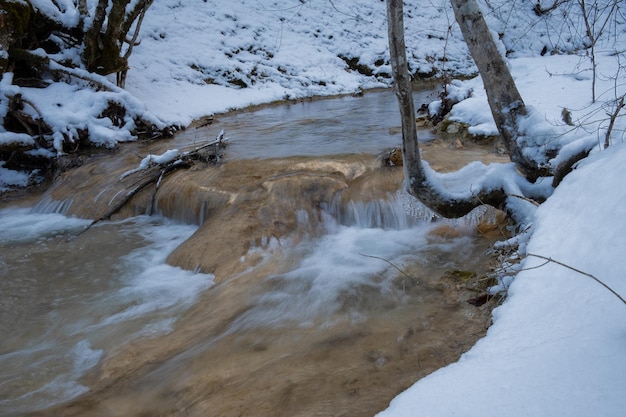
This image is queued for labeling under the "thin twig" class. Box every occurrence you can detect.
[514,258,551,272]
[527,253,626,305]
[508,193,541,207]
[359,253,415,281]
[604,95,625,148]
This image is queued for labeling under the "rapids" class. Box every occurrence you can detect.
[0,90,509,417]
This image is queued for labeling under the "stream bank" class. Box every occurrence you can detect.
[2,90,513,417]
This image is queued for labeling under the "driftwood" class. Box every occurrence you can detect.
[78,133,227,234]
[81,161,190,233]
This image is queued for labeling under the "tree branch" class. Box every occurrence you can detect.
[527,253,626,306]
[604,95,625,149]
[80,161,191,234]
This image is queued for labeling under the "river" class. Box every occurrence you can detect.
[0,90,508,417]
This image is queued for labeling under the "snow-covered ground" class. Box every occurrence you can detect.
[378,126,626,417]
[122,0,473,124]
[3,1,626,416]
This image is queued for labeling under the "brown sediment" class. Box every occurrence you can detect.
[27,153,507,417]
[33,238,499,417]
[17,94,512,417]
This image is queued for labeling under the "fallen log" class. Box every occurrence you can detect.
[80,161,191,234]
[77,130,227,235]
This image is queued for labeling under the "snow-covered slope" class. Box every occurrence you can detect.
[377,141,626,417]
[124,0,474,124]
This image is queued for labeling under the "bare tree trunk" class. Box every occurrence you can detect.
[84,0,130,76]
[386,0,423,188]
[450,0,541,181]
[77,0,88,17]
[83,0,153,83]
[83,0,108,72]
[386,0,506,218]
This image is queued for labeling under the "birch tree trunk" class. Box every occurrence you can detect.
[450,0,541,181]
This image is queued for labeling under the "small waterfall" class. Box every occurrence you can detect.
[31,196,74,214]
[322,188,504,239]
[322,190,436,229]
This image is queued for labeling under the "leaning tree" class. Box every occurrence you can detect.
[386,0,597,218]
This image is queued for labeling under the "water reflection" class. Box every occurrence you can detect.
[175,89,437,159]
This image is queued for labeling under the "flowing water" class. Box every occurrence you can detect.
[0,90,508,417]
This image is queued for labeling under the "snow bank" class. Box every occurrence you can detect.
[0,162,30,191]
[377,142,626,417]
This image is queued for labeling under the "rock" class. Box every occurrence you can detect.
[415,116,430,127]
[428,224,463,239]
[384,148,403,166]
[446,122,461,134]
[476,209,509,237]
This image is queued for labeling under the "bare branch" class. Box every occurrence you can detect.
[604,95,625,148]
[80,161,191,234]
[359,253,416,281]
[124,0,153,60]
[527,253,626,306]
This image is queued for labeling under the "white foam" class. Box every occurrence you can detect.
[0,207,90,243]
[77,217,214,333]
[0,215,213,414]
[229,221,473,330]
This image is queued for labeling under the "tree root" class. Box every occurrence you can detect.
[552,148,592,188]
